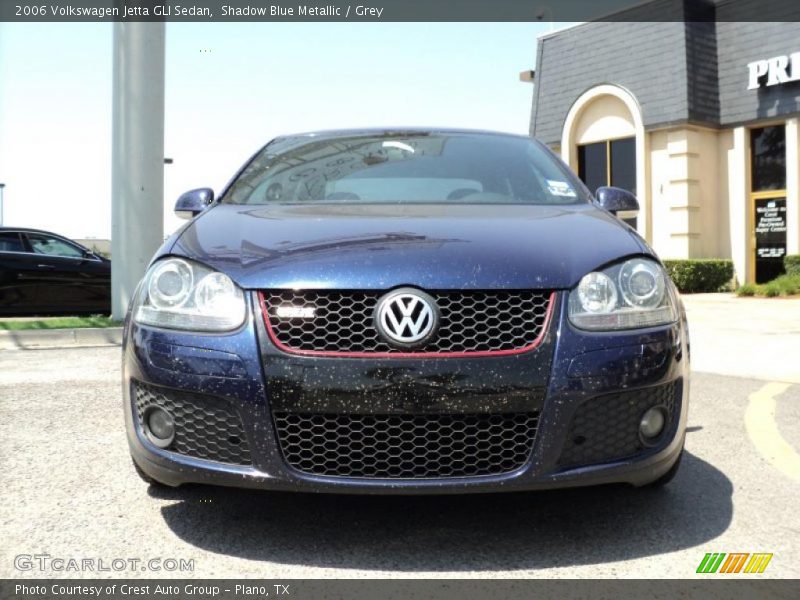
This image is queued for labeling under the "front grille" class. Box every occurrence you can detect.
[261,290,552,354]
[558,381,680,469]
[133,381,252,466]
[273,412,538,478]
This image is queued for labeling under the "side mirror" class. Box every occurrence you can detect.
[595,186,639,220]
[175,188,214,219]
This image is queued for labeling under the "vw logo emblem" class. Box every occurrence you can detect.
[374,288,439,348]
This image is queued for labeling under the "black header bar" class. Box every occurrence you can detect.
[2,0,799,22]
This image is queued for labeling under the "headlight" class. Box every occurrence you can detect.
[568,258,677,330]
[134,258,246,331]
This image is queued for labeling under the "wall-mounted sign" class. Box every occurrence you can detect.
[748,53,800,89]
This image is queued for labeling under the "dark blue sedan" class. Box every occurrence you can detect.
[123,129,689,493]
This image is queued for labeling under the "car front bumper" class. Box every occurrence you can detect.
[124,292,690,493]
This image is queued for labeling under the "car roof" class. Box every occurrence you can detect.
[271,127,533,142]
[0,226,74,238]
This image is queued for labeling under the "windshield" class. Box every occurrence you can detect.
[223,132,590,206]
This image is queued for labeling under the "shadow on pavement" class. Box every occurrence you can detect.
[154,451,731,571]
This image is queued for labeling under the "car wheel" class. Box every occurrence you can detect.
[643,447,684,488]
[131,457,166,487]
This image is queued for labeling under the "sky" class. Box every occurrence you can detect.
[0,21,565,240]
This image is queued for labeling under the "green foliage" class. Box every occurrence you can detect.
[0,316,119,331]
[784,254,800,277]
[736,283,757,297]
[662,259,734,293]
[773,274,800,295]
[735,273,800,298]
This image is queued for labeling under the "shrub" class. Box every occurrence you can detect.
[662,259,734,293]
[736,283,757,297]
[737,273,800,297]
[775,274,800,295]
[785,254,800,277]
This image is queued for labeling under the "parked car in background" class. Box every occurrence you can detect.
[0,227,111,316]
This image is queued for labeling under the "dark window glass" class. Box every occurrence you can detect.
[0,232,24,252]
[610,137,637,229]
[577,141,607,194]
[224,133,590,206]
[26,234,84,258]
[754,197,787,283]
[751,126,786,192]
[579,138,637,229]
[610,138,636,193]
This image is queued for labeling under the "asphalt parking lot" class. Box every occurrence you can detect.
[1,295,799,579]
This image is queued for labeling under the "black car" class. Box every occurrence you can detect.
[0,227,111,316]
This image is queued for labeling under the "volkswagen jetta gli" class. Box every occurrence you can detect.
[124,129,689,492]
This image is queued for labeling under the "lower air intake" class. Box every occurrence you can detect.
[273,411,538,479]
[133,381,252,466]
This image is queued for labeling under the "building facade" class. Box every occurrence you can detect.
[528,4,800,284]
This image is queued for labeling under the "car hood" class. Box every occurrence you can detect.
[169,203,648,290]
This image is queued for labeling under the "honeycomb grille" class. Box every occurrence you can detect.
[558,381,680,469]
[273,412,538,478]
[261,290,552,354]
[133,381,252,466]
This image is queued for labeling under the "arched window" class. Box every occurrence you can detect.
[562,85,647,235]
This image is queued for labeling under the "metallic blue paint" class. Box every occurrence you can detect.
[124,129,689,493]
[124,294,689,493]
[169,203,647,291]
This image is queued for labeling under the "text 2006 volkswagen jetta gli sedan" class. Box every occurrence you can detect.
[124,129,689,493]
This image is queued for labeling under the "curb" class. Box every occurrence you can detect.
[0,327,123,350]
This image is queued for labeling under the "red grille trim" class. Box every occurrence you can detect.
[258,290,556,359]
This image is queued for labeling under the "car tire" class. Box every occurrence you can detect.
[132,457,166,487]
[643,447,684,488]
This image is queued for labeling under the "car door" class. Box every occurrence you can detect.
[22,232,110,314]
[0,231,41,315]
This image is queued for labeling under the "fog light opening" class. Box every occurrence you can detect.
[144,406,175,448]
[639,406,667,444]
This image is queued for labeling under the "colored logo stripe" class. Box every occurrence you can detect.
[720,553,749,573]
[697,553,726,573]
[697,553,773,574]
[744,553,773,574]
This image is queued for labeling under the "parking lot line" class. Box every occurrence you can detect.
[745,382,800,482]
